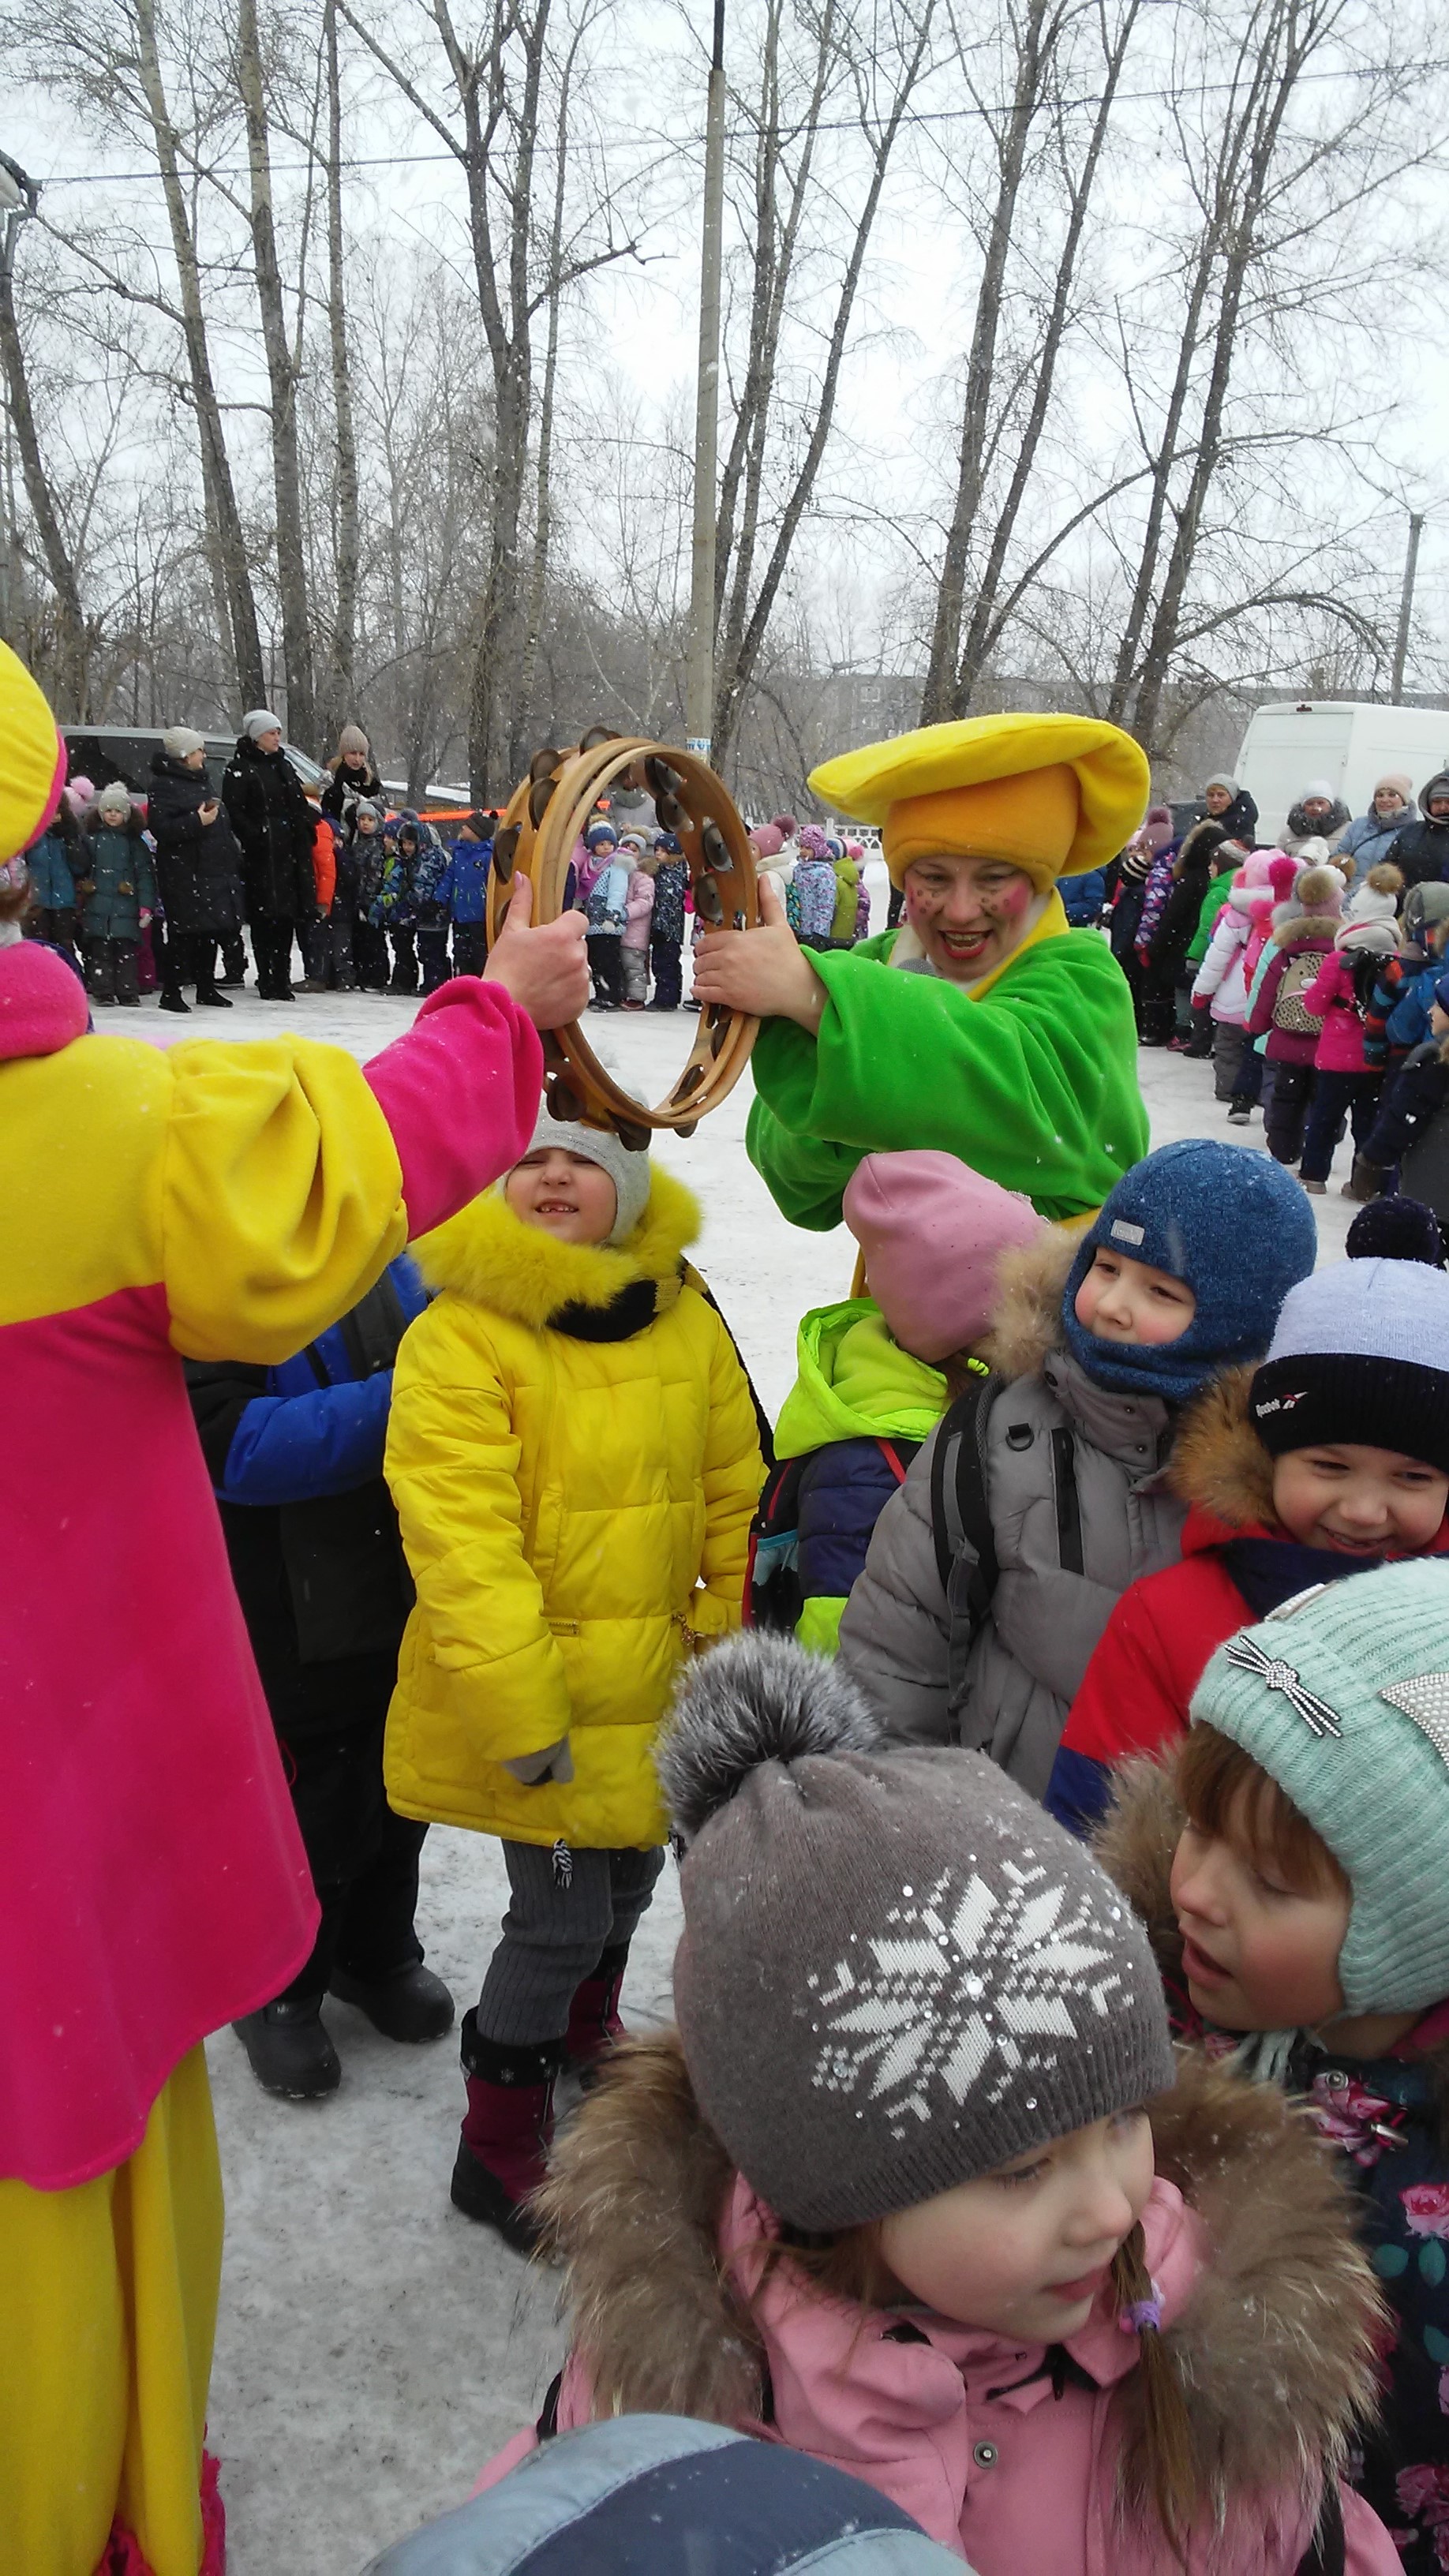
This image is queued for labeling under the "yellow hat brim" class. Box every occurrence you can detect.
[808,712,1150,877]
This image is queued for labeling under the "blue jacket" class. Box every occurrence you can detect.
[205,1254,426,1507]
[443,835,491,923]
[1389,968,1440,1058]
[1058,867,1106,928]
[185,1256,426,1710]
[26,822,84,911]
[408,820,451,924]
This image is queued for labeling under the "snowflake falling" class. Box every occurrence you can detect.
[807,1860,1132,2136]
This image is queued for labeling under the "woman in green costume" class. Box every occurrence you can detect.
[694,713,1151,1223]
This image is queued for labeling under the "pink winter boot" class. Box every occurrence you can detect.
[452,2011,562,2252]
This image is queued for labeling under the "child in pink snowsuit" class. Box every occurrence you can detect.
[478,1636,1397,2575]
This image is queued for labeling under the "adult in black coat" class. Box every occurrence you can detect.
[148,729,245,1013]
[320,722,385,826]
[1203,773,1259,848]
[1387,770,1449,891]
[222,710,316,998]
[1140,818,1226,1044]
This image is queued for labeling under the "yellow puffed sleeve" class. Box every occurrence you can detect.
[384,1301,572,1765]
[160,1038,408,1363]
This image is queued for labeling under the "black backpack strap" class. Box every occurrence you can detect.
[929,1372,1002,1613]
[1050,1427,1084,1574]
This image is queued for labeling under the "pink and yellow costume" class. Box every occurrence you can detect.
[0,645,543,2574]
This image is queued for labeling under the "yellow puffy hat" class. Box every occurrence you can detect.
[0,642,66,865]
[809,712,1150,891]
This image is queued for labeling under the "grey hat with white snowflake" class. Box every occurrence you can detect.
[655,1634,1175,2231]
[1190,1559,1449,2014]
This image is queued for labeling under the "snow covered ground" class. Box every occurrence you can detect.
[125,970,1355,2570]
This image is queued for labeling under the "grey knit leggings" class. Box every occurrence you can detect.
[477,1841,665,2046]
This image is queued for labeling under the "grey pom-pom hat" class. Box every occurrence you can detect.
[659,1634,1174,2231]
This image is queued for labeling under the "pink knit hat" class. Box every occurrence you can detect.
[842,1151,1046,1362]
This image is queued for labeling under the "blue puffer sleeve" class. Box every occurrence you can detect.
[219,1368,395,1506]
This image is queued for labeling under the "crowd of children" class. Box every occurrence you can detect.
[309,1057,1449,2572]
[24,665,1449,2574]
[1101,765,1449,1222]
[18,733,876,1025]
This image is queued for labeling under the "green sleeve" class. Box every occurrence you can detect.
[796,1594,845,1657]
[747,931,1147,1224]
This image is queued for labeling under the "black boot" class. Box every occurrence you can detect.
[232,1995,341,2099]
[194,986,233,1008]
[330,1957,455,2042]
[158,990,191,1014]
[451,2012,564,2247]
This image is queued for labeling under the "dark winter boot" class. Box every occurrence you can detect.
[232,1995,341,2099]
[1341,1154,1383,1204]
[564,1941,630,2080]
[330,1958,455,2042]
[158,990,191,1014]
[451,2011,563,2248]
[194,985,233,1008]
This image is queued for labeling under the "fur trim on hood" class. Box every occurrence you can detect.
[1092,1757,1192,1988]
[1270,910,1339,949]
[972,1221,1079,1381]
[1166,1365,1278,1528]
[413,1163,700,1330]
[535,2029,1385,2517]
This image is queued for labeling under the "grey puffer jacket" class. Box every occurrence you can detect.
[837,1229,1187,1796]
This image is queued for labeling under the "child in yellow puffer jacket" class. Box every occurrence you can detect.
[384,1106,763,2246]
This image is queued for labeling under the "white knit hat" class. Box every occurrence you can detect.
[243,709,283,742]
[163,725,207,758]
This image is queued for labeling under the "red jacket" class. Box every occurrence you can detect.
[312,815,337,913]
[1046,1503,1449,1835]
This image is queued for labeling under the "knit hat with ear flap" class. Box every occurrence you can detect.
[659,1633,1174,2230]
[1189,1562,1449,2014]
[512,1100,650,1246]
[1060,1139,1318,1402]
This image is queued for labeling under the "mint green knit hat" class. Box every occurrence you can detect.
[1189,1563,1449,2012]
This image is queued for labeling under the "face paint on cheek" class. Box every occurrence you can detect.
[990,877,1032,922]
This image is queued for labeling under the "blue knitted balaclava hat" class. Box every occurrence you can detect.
[1061,1140,1318,1403]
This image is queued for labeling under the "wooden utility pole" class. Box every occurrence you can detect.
[684,0,726,760]
[1391,511,1425,704]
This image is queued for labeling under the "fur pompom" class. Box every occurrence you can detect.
[655,1634,882,1841]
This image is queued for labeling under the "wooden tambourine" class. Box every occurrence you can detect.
[485,731,760,1144]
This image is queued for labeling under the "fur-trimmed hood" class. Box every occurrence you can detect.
[973,1219,1079,1381]
[536,2031,1384,2522]
[1270,910,1338,950]
[1166,1365,1278,1530]
[412,1163,700,1331]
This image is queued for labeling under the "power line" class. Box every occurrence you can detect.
[12,53,1446,188]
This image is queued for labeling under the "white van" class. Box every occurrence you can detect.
[1234,702,1449,846]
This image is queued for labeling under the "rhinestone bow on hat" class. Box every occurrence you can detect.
[1223,1633,1342,1737]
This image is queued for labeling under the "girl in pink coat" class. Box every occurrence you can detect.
[1300,919,1399,1193]
[620,846,657,1007]
[481,1636,1396,2575]
[1189,849,1276,1115]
